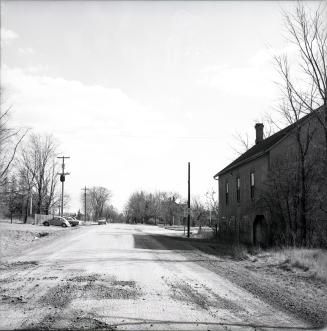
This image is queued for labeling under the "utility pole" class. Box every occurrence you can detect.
[81,186,89,222]
[57,156,70,217]
[187,162,191,238]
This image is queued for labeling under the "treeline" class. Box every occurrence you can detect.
[0,118,67,221]
[0,94,75,221]
[0,101,121,223]
[124,190,219,228]
[80,186,124,222]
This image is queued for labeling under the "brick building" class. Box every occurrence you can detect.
[214,112,326,246]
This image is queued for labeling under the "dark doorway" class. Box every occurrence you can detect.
[253,215,267,247]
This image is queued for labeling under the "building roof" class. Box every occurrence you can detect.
[214,112,312,178]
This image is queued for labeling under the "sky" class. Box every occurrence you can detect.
[0,1,316,213]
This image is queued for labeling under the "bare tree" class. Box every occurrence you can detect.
[231,132,251,156]
[18,142,38,221]
[53,193,71,215]
[270,2,327,245]
[5,176,19,222]
[205,188,219,228]
[147,192,162,225]
[261,155,299,246]
[43,160,59,214]
[0,103,27,187]
[103,204,117,221]
[124,191,147,223]
[0,94,27,217]
[231,118,277,156]
[278,84,317,245]
[19,133,58,214]
[124,190,183,225]
[162,192,182,226]
[277,2,327,156]
[191,197,207,230]
[88,186,112,221]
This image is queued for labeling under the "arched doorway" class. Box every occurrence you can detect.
[253,215,267,247]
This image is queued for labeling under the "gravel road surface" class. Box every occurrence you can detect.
[0,224,317,330]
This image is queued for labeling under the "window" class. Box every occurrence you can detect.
[225,182,229,205]
[250,172,255,200]
[236,177,240,203]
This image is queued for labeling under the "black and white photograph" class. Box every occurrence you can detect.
[0,0,327,330]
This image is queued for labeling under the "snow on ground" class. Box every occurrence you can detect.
[0,221,71,259]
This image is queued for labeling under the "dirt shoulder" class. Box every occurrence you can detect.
[0,221,79,261]
[195,244,327,329]
[151,233,327,329]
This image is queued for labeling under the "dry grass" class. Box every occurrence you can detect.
[0,222,66,259]
[273,248,327,282]
[194,226,220,240]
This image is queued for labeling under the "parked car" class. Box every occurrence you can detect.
[98,219,107,225]
[43,216,71,227]
[65,217,80,227]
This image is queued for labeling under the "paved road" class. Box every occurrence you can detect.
[0,224,311,330]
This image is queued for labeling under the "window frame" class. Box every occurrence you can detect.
[225,182,229,205]
[236,177,240,203]
[250,172,255,201]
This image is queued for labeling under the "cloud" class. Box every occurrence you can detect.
[197,64,277,99]
[2,67,139,131]
[2,65,183,211]
[197,44,298,99]
[0,28,18,45]
[25,65,49,74]
[18,47,35,55]
[1,65,186,146]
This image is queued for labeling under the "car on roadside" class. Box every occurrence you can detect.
[98,219,107,225]
[65,216,80,227]
[43,216,71,228]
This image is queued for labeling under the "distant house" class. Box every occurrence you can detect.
[214,111,326,247]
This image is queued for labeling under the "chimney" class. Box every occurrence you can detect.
[255,123,264,144]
